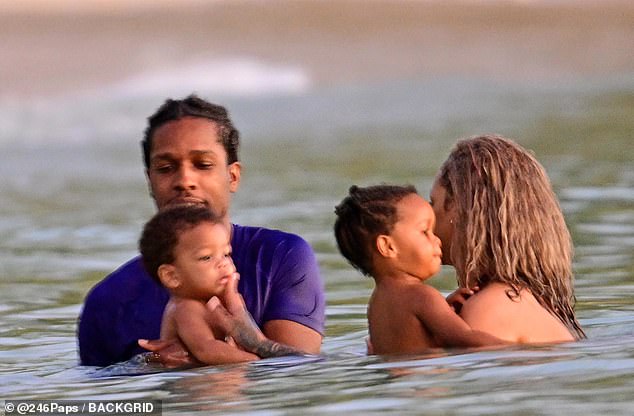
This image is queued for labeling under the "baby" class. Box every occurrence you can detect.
[334,185,504,354]
[139,204,258,364]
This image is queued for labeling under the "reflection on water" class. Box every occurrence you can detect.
[1,3,634,414]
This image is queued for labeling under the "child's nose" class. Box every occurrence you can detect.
[219,257,235,272]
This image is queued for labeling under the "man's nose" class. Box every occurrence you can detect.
[174,166,197,190]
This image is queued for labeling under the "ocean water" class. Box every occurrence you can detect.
[1,2,634,414]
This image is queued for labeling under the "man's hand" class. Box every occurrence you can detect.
[446,286,479,314]
[138,338,197,368]
[207,273,303,358]
[205,272,265,343]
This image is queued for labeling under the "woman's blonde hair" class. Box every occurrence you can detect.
[437,134,585,339]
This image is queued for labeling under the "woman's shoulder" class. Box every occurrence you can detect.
[463,282,549,316]
[460,283,519,319]
[461,282,574,343]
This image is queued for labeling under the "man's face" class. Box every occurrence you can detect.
[146,117,241,223]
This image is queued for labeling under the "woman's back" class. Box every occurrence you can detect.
[460,282,575,343]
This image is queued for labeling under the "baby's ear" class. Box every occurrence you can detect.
[376,235,396,258]
[158,264,181,289]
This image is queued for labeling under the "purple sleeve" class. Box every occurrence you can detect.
[78,287,114,366]
[77,257,168,366]
[263,235,325,335]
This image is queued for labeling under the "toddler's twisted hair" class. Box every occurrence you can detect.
[334,184,417,276]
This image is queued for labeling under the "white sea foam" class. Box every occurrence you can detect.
[107,58,312,99]
[0,57,312,146]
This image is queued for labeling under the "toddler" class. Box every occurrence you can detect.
[334,185,505,354]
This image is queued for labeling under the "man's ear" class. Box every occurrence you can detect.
[376,235,397,258]
[158,264,181,290]
[228,162,241,193]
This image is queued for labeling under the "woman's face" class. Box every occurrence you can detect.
[429,177,455,265]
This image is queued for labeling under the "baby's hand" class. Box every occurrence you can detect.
[446,286,479,313]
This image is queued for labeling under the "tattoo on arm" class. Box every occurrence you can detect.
[230,312,303,358]
[252,338,301,358]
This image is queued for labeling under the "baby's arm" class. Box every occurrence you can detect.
[174,300,259,365]
[415,285,506,348]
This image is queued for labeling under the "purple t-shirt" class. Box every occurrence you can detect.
[78,224,325,366]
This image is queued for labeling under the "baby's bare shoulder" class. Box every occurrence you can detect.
[171,298,207,319]
[404,282,444,300]
[394,283,448,313]
[371,282,446,318]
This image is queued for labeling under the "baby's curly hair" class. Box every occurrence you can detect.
[139,205,222,282]
[334,184,417,277]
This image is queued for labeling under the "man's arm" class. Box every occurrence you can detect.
[259,233,325,353]
[139,338,194,368]
[79,258,169,366]
[207,275,307,358]
[78,297,111,366]
[263,320,322,355]
[78,284,122,366]
[140,301,308,364]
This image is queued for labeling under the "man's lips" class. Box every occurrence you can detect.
[168,196,207,206]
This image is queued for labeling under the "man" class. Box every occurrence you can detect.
[78,95,325,366]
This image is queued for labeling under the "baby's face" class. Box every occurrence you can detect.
[390,194,443,280]
[172,222,235,300]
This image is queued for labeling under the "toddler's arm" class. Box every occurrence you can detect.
[416,285,506,348]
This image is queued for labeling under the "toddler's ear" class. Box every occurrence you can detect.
[158,264,181,289]
[376,235,397,258]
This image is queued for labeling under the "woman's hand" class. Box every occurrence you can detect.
[446,286,479,314]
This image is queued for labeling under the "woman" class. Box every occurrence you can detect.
[430,135,585,343]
